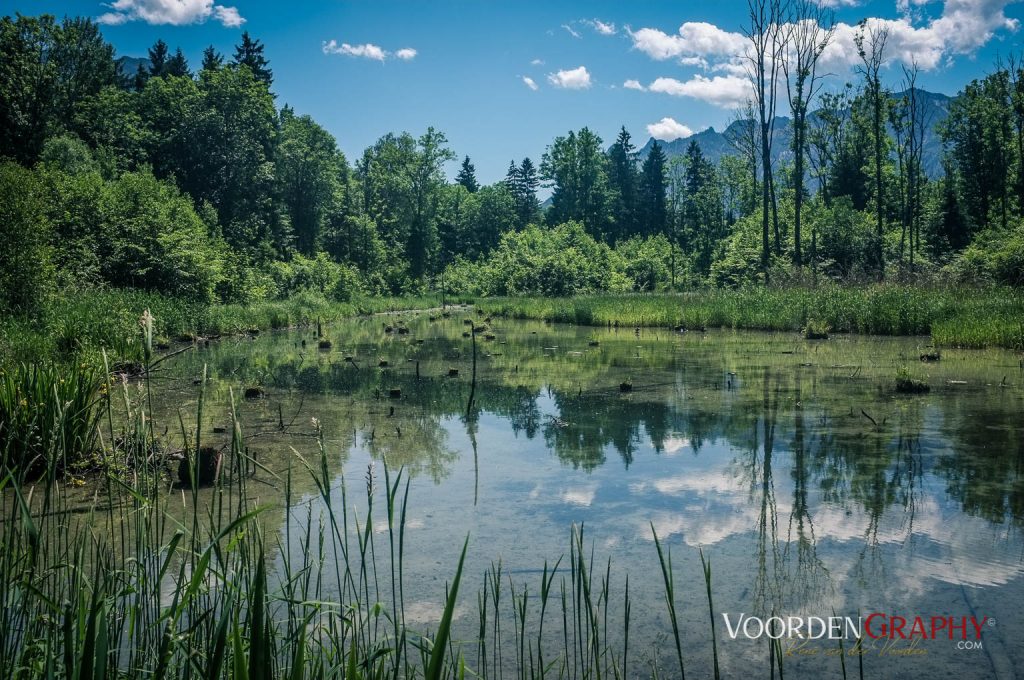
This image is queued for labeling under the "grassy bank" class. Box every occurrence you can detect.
[477,285,1024,350]
[0,289,472,366]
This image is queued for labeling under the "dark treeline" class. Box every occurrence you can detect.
[1,13,1023,318]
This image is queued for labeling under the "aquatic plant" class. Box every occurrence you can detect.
[0,361,103,471]
[895,366,930,394]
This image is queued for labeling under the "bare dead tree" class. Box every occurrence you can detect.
[783,0,834,271]
[854,19,889,279]
[744,0,789,283]
[806,85,854,282]
[892,62,929,272]
[726,98,761,214]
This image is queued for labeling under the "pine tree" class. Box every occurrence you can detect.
[201,45,223,72]
[133,62,149,91]
[638,141,667,238]
[232,31,272,87]
[166,48,191,78]
[456,156,479,192]
[147,39,169,77]
[505,158,539,229]
[607,126,638,241]
[681,140,723,274]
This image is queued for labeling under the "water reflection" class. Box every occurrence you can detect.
[147,313,1024,676]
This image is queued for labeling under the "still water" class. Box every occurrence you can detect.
[152,309,1024,678]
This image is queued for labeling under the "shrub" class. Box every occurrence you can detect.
[97,169,223,302]
[0,162,54,315]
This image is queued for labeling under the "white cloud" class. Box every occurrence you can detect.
[531,58,544,66]
[562,23,582,39]
[623,79,646,91]
[813,0,861,7]
[522,76,539,91]
[647,117,694,142]
[322,41,419,62]
[584,18,617,35]
[648,74,751,108]
[212,5,244,27]
[547,65,592,89]
[629,0,1020,76]
[97,12,129,25]
[322,41,387,61]
[561,484,598,507]
[96,0,245,26]
[628,22,746,61]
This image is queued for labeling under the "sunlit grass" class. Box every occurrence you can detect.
[0,289,474,367]
[477,285,1024,350]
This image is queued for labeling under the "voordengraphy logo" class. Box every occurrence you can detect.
[722,613,989,642]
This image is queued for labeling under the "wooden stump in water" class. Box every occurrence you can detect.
[178,447,222,487]
[244,386,265,399]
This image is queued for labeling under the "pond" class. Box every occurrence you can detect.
[146,308,1024,678]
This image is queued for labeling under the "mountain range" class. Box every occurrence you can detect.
[638,88,953,179]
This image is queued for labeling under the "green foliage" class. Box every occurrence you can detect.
[0,162,53,314]
[949,221,1024,286]
[0,14,116,163]
[445,222,629,297]
[616,235,674,291]
[98,169,223,301]
[809,197,879,280]
[542,128,613,238]
[276,108,345,254]
[270,252,363,301]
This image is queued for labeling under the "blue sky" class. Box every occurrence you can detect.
[12,0,1024,184]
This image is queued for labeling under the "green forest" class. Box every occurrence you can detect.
[2,13,1024,361]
